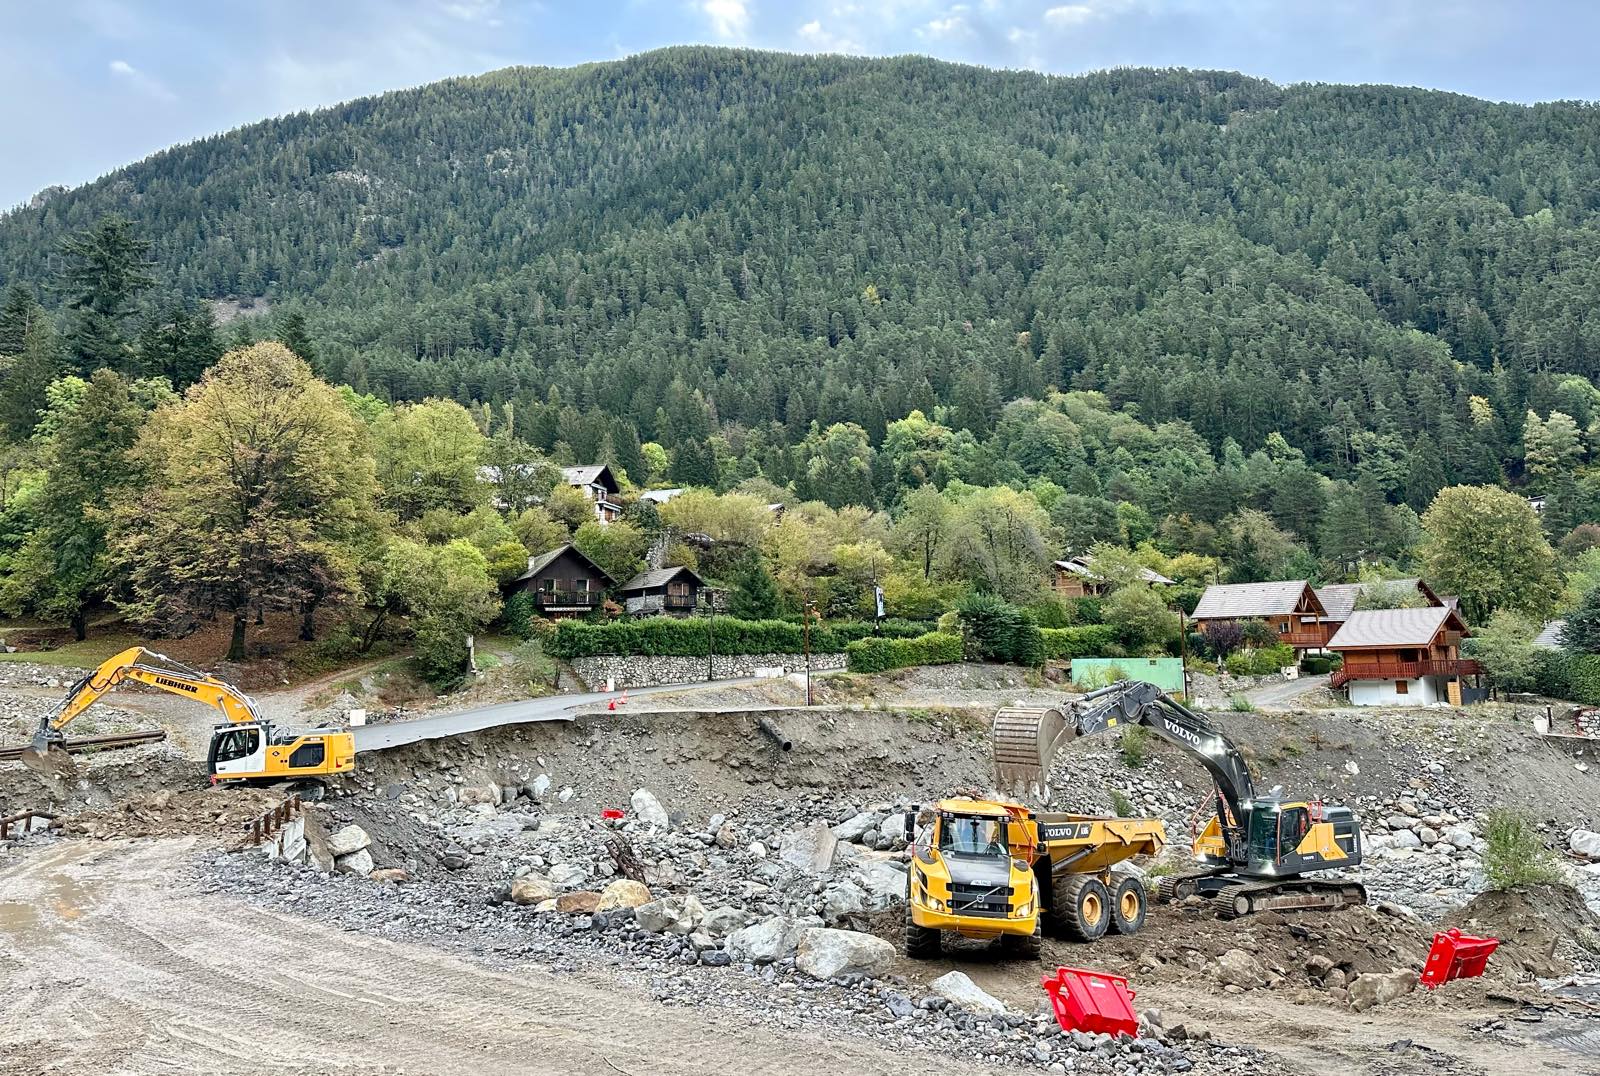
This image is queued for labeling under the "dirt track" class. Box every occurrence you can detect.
[0,839,1009,1076]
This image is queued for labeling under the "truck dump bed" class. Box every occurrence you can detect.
[1032,813,1166,874]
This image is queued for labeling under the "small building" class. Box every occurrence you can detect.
[1327,606,1482,706]
[1533,619,1567,650]
[638,488,686,506]
[617,565,704,617]
[1050,555,1174,598]
[562,465,622,524]
[1189,580,1330,649]
[505,545,614,617]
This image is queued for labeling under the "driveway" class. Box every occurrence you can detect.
[1243,673,1329,710]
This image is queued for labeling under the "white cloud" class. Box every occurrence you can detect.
[108,59,176,103]
[920,5,970,39]
[1043,0,1135,28]
[702,0,750,40]
[798,18,864,54]
[436,0,503,24]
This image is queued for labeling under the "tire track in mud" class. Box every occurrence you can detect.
[0,838,1009,1076]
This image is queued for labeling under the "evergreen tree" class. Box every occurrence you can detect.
[136,300,222,388]
[277,310,316,367]
[0,316,65,441]
[726,553,781,619]
[0,282,41,355]
[1560,587,1600,655]
[53,216,153,374]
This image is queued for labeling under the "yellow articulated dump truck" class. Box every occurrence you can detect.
[902,796,1165,958]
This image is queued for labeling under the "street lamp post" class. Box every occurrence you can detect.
[705,589,717,683]
[803,598,816,707]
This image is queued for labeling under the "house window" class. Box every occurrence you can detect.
[540,578,554,594]
[574,578,589,593]
[668,581,689,596]
[1278,622,1289,634]
[1395,680,1408,695]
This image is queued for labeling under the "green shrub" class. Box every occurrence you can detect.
[500,591,536,641]
[1300,654,1335,675]
[1069,597,1104,625]
[1531,649,1573,699]
[1483,809,1562,889]
[1229,694,1255,712]
[845,632,964,673]
[1040,625,1119,660]
[1109,789,1134,817]
[956,593,1046,666]
[1225,644,1296,677]
[1119,726,1151,769]
[1569,654,1600,704]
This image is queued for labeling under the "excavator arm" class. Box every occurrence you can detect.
[994,680,1255,820]
[36,646,262,750]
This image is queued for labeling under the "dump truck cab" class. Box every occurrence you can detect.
[904,797,1165,960]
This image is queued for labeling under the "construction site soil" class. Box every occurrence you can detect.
[5,662,1600,1074]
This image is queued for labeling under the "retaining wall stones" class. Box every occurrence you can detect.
[570,652,846,690]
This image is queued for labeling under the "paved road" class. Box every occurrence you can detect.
[351,677,767,752]
[1242,673,1329,709]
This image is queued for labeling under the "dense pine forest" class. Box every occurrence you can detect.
[0,47,1597,679]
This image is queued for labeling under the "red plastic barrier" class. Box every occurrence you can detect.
[600,808,625,820]
[1041,966,1139,1037]
[1420,928,1500,989]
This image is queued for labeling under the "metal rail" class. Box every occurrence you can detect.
[0,728,167,761]
[0,808,57,839]
[244,794,303,848]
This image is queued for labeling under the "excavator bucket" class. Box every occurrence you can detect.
[19,742,78,781]
[993,705,1070,802]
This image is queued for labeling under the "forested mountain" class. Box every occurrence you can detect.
[3,48,1600,514]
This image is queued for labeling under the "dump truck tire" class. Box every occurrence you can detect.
[1053,875,1110,941]
[905,910,942,959]
[998,922,1042,960]
[1110,875,1147,935]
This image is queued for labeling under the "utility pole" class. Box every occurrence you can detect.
[705,589,717,683]
[1177,607,1189,700]
[803,598,816,707]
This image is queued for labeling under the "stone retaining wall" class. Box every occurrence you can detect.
[570,652,846,690]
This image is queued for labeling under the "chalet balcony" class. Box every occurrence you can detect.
[662,593,697,611]
[534,590,600,609]
[1332,658,1483,689]
[1282,631,1327,648]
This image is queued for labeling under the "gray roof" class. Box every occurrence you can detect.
[1313,579,1419,622]
[1191,580,1320,620]
[1053,555,1174,587]
[510,544,614,585]
[618,565,704,593]
[1534,619,1567,650]
[639,488,685,504]
[1327,606,1462,649]
[561,465,618,494]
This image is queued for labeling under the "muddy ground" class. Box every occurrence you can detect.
[6,663,1600,1074]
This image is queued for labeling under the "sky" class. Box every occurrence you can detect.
[4,0,1599,211]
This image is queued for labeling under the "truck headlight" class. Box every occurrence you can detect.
[1015,900,1033,918]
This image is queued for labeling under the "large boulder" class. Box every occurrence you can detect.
[779,820,840,874]
[1214,948,1268,989]
[796,927,895,980]
[631,788,671,829]
[1444,826,1475,850]
[458,783,501,807]
[335,848,374,876]
[854,861,908,907]
[1571,829,1600,859]
[548,863,588,889]
[634,895,705,935]
[511,875,557,906]
[1350,969,1419,1012]
[929,971,1006,1014]
[1391,829,1423,851]
[326,824,372,858]
[831,812,878,843]
[700,905,748,937]
[820,879,869,927]
[556,891,602,915]
[596,879,652,911]
[725,916,806,964]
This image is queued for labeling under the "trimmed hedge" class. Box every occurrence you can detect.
[826,619,938,644]
[548,616,852,659]
[956,593,1046,666]
[1300,654,1340,675]
[846,632,964,673]
[1041,625,1119,660]
[1531,648,1574,699]
[1570,653,1600,705]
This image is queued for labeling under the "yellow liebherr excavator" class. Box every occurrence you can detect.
[27,646,355,784]
[995,679,1366,918]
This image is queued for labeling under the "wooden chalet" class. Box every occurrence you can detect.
[1189,580,1330,649]
[1050,555,1174,598]
[617,565,704,617]
[562,465,622,524]
[505,545,614,617]
[1326,606,1482,706]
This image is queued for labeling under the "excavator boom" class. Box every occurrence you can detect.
[37,646,262,748]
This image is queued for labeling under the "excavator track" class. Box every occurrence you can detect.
[1214,879,1368,919]
[1153,867,1227,904]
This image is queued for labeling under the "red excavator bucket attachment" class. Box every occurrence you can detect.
[1420,928,1499,988]
[1041,966,1139,1037]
